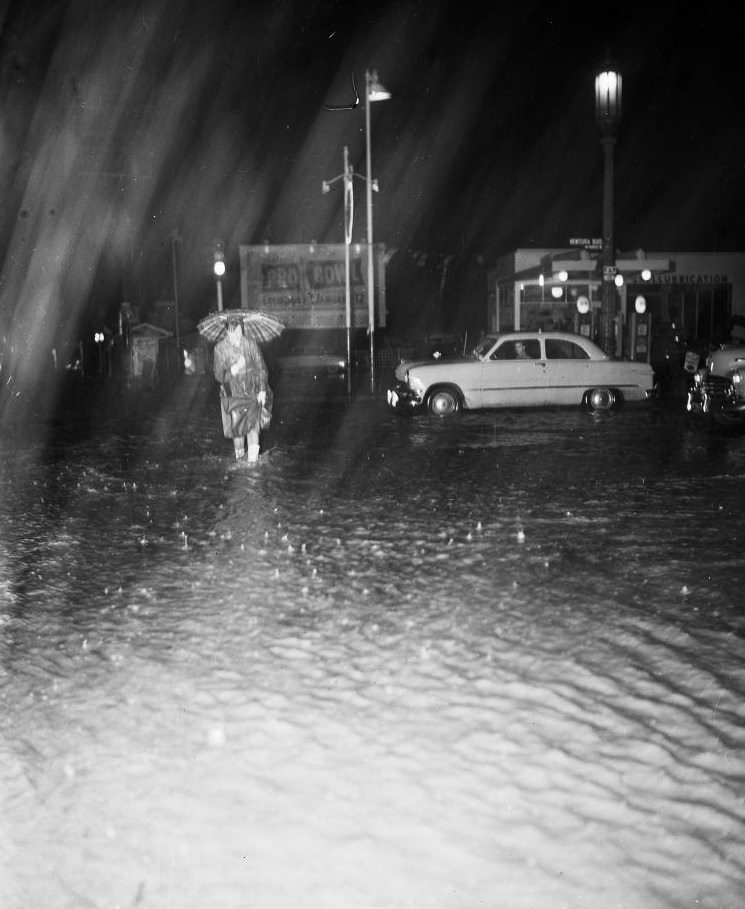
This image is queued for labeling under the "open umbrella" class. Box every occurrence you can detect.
[197,308,285,345]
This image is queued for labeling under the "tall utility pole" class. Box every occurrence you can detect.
[171,231,181,372]
[595,69,622,356]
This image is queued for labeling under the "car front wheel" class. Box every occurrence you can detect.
[428,387,460,417]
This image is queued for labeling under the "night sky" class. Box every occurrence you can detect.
[1,0,744,355]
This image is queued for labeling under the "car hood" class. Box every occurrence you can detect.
[708,344,745,376]
[394,356,475,381]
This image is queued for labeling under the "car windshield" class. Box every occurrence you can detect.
[473,336,499,358]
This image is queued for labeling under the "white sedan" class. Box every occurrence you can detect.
[386,331,655,416]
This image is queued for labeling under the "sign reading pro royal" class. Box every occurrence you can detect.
[239,244,386,329]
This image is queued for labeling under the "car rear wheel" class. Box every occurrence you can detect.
[428,387,460,417]
[584,387,617,411]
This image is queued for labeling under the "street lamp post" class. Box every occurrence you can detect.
[171,230,182,372]
[364,69,391,390]
[595,69,622,355]
[322,146,355,374]
[214,239,226,311]
[94,331,105,376]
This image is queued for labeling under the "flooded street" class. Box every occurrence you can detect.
[1,376,744,908]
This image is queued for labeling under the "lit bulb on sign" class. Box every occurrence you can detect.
[635,295,646,314]
[214,261,226,277]
[576,296,590,314]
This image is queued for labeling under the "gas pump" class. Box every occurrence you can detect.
[628,295,652,363]
[574,296,595,339]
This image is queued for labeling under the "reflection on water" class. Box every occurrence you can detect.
[1,379,744,908]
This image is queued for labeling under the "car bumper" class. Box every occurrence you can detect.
[687,385,745,421]
[387,383,425,414]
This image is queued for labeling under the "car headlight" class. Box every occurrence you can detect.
[408,374,425,396]
[731,368,745,396]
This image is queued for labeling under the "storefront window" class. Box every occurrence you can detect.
[713,287,731,340]
[633,284,731,345]
[697,291,713,340]
[520,302,577,332]
[683,294,697,337]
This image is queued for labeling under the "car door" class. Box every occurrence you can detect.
[543,337,592,404]
[480,337,547,407]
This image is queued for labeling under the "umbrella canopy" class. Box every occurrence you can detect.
[197,309,285,345]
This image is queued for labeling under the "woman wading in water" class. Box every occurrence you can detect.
[212,315,272,463]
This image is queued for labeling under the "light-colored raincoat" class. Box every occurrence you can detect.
[213,333,271,439]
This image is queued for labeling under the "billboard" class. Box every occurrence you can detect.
[239,243,386,329]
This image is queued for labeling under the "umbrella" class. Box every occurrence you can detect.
[197,308,285,345]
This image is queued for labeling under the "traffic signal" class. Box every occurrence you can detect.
[214,240,226,277]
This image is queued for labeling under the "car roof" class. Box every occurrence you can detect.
[491,331,588,340]
[481,331,607,357]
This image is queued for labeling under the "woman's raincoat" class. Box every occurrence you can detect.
[212,333,271,439]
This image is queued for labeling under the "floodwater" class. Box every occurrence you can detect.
[1,375,744,909]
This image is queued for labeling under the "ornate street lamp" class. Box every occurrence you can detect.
[595,69,622,354]
[365,69,391,389]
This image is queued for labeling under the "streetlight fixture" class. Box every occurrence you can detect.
[595,68,622,355]
[364,68,391,390]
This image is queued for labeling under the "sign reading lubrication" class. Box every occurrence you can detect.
[239,244,386,329]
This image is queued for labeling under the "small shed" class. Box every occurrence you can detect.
[130,322,173,381]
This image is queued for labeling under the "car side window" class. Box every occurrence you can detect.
[545,339,590,360]
[491,339,541,360]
